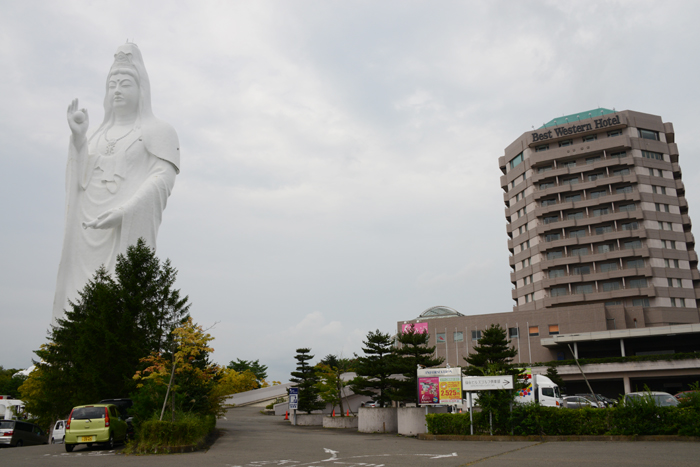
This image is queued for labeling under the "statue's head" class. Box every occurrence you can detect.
[99,42,154,128]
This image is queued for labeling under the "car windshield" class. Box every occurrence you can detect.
[72,407,106,420]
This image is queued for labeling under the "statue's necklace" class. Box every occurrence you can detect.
[104,127,134,155]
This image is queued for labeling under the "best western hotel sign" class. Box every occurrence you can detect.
[532,115,621,142]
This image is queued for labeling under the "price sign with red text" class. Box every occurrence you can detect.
[439,377,462,404]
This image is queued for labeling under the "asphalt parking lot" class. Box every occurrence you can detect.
[1,406,698,466]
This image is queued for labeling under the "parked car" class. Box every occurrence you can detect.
[0,420,48,447]
[99,398,134,440]
[563,395,599,409]
[64,404,128,452]
[51,420,66,444]
[623,391,679,407]
[574,393,607,408]
[364,400,381,407]
[674,390,700,403]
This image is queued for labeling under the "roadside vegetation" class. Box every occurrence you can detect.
[18,239,269,453]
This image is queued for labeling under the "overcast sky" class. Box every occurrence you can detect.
[3,0,700,382]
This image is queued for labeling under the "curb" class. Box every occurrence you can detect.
[418,434,700,442]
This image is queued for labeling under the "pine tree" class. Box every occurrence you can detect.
[393,325,444,404]
[23,239,190,423]
[227,359,269,386]
[290,348,325,414]
[464,324,518,375]
[350,330,398,407]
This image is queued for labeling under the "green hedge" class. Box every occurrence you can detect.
[127,412,216,453]
[426,405,700,437]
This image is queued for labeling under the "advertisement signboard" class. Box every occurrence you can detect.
[462,375,514,391]
[417,367,462,405]
[401,322,428,333]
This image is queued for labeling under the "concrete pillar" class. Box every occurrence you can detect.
[623,376,631,395]
[620,338,626,357]
[573,342,578,359]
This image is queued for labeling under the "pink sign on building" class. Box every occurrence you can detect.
[402,322,428,334]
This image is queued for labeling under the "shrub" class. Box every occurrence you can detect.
[125,412,216,453]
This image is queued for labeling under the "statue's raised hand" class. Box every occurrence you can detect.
[67,98,89,140]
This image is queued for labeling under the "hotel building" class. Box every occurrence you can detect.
[399,109,700,395]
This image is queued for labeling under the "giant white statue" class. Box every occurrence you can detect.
[52,43,180,323]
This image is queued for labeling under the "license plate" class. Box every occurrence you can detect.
[79,436,95,442]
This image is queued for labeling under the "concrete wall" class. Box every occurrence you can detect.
[294,414,324,426]
[358,407,398,433]
[323,416,358,429]
[397,406,449,436]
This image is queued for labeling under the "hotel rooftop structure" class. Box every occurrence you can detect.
[399,109,700,396]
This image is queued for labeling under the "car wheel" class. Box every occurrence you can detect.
[106,432,114,450]
[86,443,93,448]
[15,440,23,447]
[65,443,74,452]
[62,436,65,444]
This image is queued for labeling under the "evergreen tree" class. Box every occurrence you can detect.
[350,330,398,407]
[464,324,518,375]
[290,348,325,414]
[227,358,268,385]
[393,325,444,404]
[463,324,520,435]
[23,239,190,422]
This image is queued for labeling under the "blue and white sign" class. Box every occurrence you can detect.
[289,387,299,410]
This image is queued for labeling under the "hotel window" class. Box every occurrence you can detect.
[571,246,589,257]
[548,268,565,278]
[600,262,618,272]
[667,222,673,230]
[626,259,644,268]
[572,264,590,275]
[540,181,555,189]
[602,281,621,292]
[586,155,601,164]
[547,250,563,260]
[613,168,630,176]
[592,207,609,216]
[524,294,530,303]
[563,177,579,185]
[565,194,582,202]
[550,286,567,297]
[538,165,552,173]
[569,228,586,238]
[616,185,633,194]
[522,258,530,268]
[562,161,576,168]
[509,327,519,338]
[509,152,524,169]
[545,233,561,242]
[544,215,559,224]
[608,130,623,137]
[436,333,446,343]
[575,283,593,294]
[632,298,650,306]
[536,145,550,152]
[590,189,607,199]
[618,203,636,212]
[639,129,659,140]
[529,326,540,336]
[559,140,573,147]
[641,150,663,160]
[541,198,557,207]
[665,259,680,268]
[606,301,622,306]
[667,278,675,287]
[549,324,560,335]
[628,278,648,288]
[588,173,603,181]
[595,225,613,235]
[471,330,482,341]
[609,150,627,158]
[652,185,667,195]
[624,240,642,249]
[583,135,597,143]
[670,298,685,307]
[621,221,638,231]
[453,331,464,342]
[567,211,584,220]
[657,169,664,177]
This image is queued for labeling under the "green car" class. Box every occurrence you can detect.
[64,404,128,452]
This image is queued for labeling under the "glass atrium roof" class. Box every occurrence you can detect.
[418,306,464,319]
[539,108,616,129]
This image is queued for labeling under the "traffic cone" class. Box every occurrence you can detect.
[332,409,335,417]
[284,411,289,420]
[347,409,350,416]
